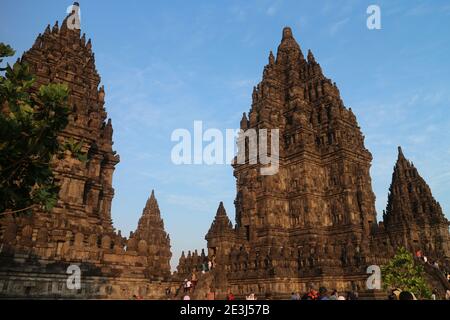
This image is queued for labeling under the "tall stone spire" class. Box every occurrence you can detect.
[19,3,119,231]
[218,25,379,280]
[276,27,304,63]
[134,190,164,236]
[205,202,235,259]
[385,146,446,225]
[207,202,233,237]
[384,147,449,260]
[131,190,172,277]
[145,190,160,215]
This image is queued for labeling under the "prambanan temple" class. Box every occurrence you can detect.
[0,8,449,299]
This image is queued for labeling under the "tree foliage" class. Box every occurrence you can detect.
[381,247,431,299]
[0,43,84,215]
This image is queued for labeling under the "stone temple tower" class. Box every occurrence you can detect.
[224,27,377,271]
[382,147,450,263]
[128,190,172,277]
[0,9,122,256]
[0,6,173,298]
[202,27,449,297]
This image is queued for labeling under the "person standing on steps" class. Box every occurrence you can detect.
[415,250,422,259]
[208,260,212,271]
[227,291,235,300]
[318,287,329,300]
[246,291,257,300]
[201,261,207,274]
[329,290,338,300]
[431,288,438,300]
[211,255,216,269]
[186,279,192,293]
[191,271,198,290]
[183,279,189,293]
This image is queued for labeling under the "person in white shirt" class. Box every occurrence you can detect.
[246,292,256,300]
[186,280,192,293]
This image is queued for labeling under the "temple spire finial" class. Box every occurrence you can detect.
[142,188,160,217]
[52,20,59,33]
[240,112,248,129]
[268,50,275,65]
[217,201,226,216]
[307,49,316,63]
[282,27,293,40]
[277,26,303,62]
[398,146,404,157]
[397,146,407,164]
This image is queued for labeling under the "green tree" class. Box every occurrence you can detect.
[381,247,432,299]
[0,43,84,216]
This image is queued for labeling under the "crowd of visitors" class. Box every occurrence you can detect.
[170,250,449,301]
[174,255,216,300]
[288,287,357,300]
[416,250,449,282]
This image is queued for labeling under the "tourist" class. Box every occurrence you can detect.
[431,289,438,300]
[415,250,422,258]
[337,295,346,300]
[246,291,257,300]
[329,289,338,300]
[423,256,428,263]
[227,291,235,300]
[318,287,329,300]
[208,260,212,271]
[290,292,300,300]
[433,261,439,269]
[399,291,414,300]
[303,288,318,300]
[346,291,358,300]
[186,279,192,293]
[301,292,311,300]
[388,289,401,300]
[183,279,189,293]
[201,262,207,274]
[191,271,198,288]
[445,289,450,300]
[212,255,217,269]
[183,294,191,300]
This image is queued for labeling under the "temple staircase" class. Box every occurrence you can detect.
[419,259,450,298]
[191,271,215,300]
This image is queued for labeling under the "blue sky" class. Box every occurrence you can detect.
[2,0,450,270]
